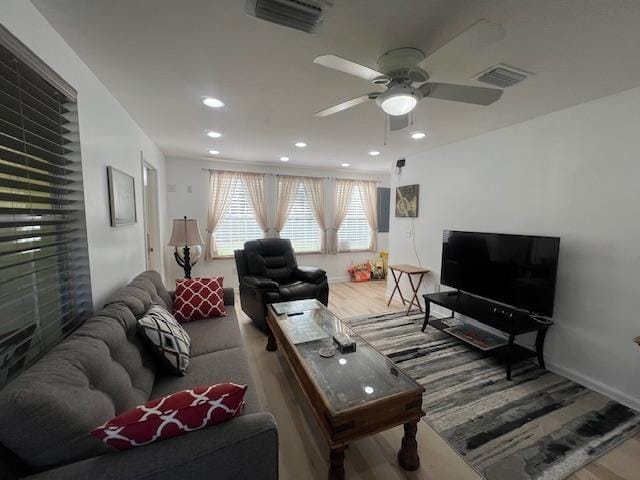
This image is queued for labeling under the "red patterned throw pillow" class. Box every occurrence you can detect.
[174,277,226,322]
[92,383,247,450]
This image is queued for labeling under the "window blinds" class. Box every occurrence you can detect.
[214,179,263,257]
[338,185,371,251]
[0,38,92,387]
[280,182,321,253]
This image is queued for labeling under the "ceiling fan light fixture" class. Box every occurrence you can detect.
[376,84,421,116]
[380,94,417,116]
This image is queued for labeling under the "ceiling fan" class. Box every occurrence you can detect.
[313,19,505,130]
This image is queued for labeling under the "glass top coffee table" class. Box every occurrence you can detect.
[266,299,425,480]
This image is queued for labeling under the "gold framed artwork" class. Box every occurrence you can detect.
[395,184,419,217]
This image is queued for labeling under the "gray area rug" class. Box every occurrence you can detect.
[345,311,640,480]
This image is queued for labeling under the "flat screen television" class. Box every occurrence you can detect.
[441,230,560,316]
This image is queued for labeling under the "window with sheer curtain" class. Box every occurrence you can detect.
[337,185,372,251]
[280,182,321,253]
[214,179,263,257]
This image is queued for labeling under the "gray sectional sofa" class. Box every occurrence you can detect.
[0,271,278,479]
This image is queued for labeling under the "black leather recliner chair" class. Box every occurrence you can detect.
[234,238,329,332]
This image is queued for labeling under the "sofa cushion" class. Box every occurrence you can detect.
[92,383,247,450]
[174,277,226,322]
[151,347,260,415]
[105,271,173,316]
[181,311,243,357]
[138,305,191,375]
[0,303,157,468]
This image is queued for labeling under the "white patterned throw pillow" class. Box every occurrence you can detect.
[137,304,191,375]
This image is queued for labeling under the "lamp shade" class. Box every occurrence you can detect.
[168,218,205,246]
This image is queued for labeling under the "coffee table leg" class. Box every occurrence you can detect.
[329,445,347,480]
[397,420,420,471]
[266,326,277,352]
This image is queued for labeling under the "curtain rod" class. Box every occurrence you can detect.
[200,168,381,183]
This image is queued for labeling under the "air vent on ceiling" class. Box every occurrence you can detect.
[246,0,333,34]
[474,64,532,88]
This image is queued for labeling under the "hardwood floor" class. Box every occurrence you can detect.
[236,281,639,480]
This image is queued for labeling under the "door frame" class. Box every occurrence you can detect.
[140,153,161,272]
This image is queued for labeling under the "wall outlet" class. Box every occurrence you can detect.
[167,184,176,193]
[406,229,412,238]
[187,185,192,193]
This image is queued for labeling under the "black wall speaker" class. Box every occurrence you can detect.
[396,158,406,169]
[377,187,390,233]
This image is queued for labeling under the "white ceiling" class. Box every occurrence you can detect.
[33,0,640,172]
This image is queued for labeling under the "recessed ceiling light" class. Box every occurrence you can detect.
[201,97,225,108]
[294,142,307,148]
[208,149,220,155]
[280,156,289,162]
[368,150,380,156]
[341,163,350,167]
[205,130,222,138]
[411,131,426,140]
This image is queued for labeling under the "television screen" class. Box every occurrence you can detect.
[441,230,560,316]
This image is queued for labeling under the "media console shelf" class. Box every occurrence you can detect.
[422,291,552,380]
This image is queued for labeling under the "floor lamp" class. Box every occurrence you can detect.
[168,216,205,279]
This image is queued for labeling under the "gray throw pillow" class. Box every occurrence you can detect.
[137,304,191,375]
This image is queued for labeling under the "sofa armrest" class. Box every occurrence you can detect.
[295,266,327,283]
[242,276,279,290]
[223,287,235,306]
[26,413,278,480]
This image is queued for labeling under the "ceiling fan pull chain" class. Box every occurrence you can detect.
[384,115,388,146]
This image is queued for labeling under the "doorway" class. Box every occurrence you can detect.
[142,155,162,272]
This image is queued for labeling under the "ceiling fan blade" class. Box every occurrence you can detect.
[422,19,505,68]
[314,94,375,117]
[389,114,409,131]
[314,54,385,82]
[421,82,502,106]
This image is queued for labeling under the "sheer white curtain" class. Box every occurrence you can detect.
[205,171,240,259]
[355,180,378,251]
[273,176,299,237]
[332,179,355,254]
[239,172,268,235]
[301,177,328,252]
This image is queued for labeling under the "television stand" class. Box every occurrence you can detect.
[422,292,552,380]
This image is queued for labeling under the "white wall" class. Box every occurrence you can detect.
[389,85,640,409]
[1,1,167,307]
[164,156,389,287]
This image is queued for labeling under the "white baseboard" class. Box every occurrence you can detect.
[544,359,640,412]
[328,275,350,284]
[426,308,640,411]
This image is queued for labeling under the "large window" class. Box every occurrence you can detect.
[0,31,91,387]
[280,182,321,253]
[338,185,371,251]
[214,179,263,257]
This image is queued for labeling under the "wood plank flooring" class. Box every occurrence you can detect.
[236,281,639,480]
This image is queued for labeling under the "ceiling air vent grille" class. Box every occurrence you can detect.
[474,64,531,88]
[246,0,333,34]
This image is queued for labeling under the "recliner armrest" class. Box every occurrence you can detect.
[295,266,327,283]
[242,276,279,290]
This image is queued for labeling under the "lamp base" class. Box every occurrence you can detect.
[174,246,192,279]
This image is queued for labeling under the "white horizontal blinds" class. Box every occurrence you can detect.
[0,41,91,388]
[280,181,321,253]
[215,178,263,256]
[338,184,371,251]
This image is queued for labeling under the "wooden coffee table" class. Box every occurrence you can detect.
[266,299,425,480]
